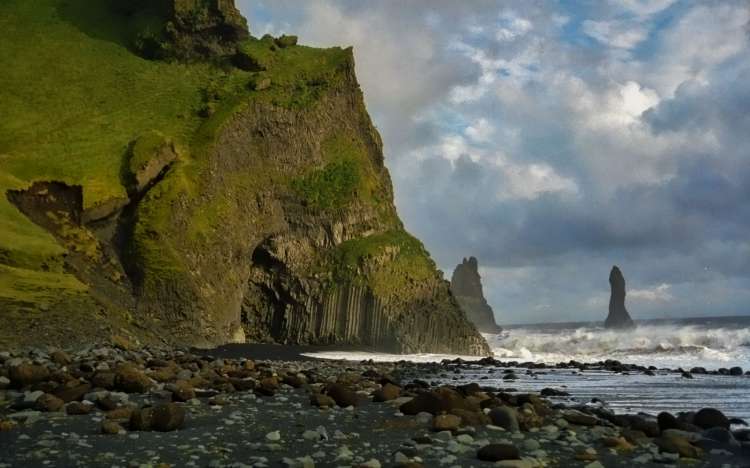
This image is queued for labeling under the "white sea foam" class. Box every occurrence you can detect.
[487,323,750,369]
[306,322,750,370]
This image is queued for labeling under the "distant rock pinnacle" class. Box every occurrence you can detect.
[604,265,636,329]
[450,257,502,334]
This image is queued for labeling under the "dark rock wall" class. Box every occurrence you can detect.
[450,257,502,334]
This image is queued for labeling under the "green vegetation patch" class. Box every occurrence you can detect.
[237,37,352,109]
[292,160,361,210]
[0,264,88,308]
[292,134,381,210]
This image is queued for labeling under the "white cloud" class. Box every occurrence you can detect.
[496,11,533,42]
[614,0,678,16]
[629,283,674,302]
[583,19,649,49]
[499,163,579,201]
[465,118,494,142]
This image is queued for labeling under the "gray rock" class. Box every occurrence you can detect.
[489,406,520,432]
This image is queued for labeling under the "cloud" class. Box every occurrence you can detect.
[629,283,674,302]
[240,0,750,324]
[583,20,648,49]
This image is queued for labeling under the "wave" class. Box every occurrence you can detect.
[486,324,750,369]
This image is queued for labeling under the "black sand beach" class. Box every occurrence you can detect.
[1,344,749,467]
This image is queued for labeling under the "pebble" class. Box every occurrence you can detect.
[393,452,410,464]
[360,459,381,468]
[335,446,353,461]
[265,431,281,441]
[302,430,320,441]
[434,431,453,441]
[522,439,540,451]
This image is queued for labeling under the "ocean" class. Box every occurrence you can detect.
[304,315,750,420]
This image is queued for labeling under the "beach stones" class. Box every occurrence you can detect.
[373,383,400,402]
[657,412,681,432]
[477,443,520,461]
[601,436,634,452]
[128,403,184,432]
[489,406,519,432]
[693,408,729,430]
[129,407,154,431]
[400,392,445,415]
[50,350,72,365]
[54,382,92,403]
[91,371,116,389]
[152,403,185,431]
[325,383,358,407]
[655,434,703,458]
[540,387,569,397]
[432,414,461,431]
[399,387,469,415]
[168,381,196,402]
[35,393,64,412]
[101,420,125,435]
[9,363,49,387]
[310,393,336,408]
[0,420,17,432]
[65,401,94,415]
[563,409,598,426]
[114,365,153,393]
[616,415,659,437]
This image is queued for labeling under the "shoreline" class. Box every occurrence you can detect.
[1,344,749,467]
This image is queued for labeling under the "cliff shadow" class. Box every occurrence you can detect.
[56,0,170,53]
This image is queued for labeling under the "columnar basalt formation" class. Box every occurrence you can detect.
[450,257,502,334]
[604,265,636,329]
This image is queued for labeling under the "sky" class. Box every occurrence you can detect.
[237,0,750,325]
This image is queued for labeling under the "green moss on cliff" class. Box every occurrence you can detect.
[330,229,436,299]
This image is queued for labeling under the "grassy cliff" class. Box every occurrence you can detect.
[0,0,489,354]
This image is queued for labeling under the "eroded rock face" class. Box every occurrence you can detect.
[604,266,635,329]
[450,257,502,334]
[167,0,249,59]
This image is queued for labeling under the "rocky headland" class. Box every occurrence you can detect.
[604,266,636,330]
[450,257,503,334]
[0,345,748,467]
[0,0,487,356]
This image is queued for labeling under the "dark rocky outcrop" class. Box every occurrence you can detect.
[450,257,502,333]
[604,266,635,329]
[123,0,250,60]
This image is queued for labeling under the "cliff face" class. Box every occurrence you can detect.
[0,0,489,355]
[450,257,502,334]
[604,266,635,329]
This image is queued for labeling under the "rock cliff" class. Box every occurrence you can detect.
[450,257,502,334]
[604,266,636,329]
[0,0,489,355]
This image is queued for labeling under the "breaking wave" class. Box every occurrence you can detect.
[487,323,750,369]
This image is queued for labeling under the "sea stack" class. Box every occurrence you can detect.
[450,257,503,333]
[604,265,636,329]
